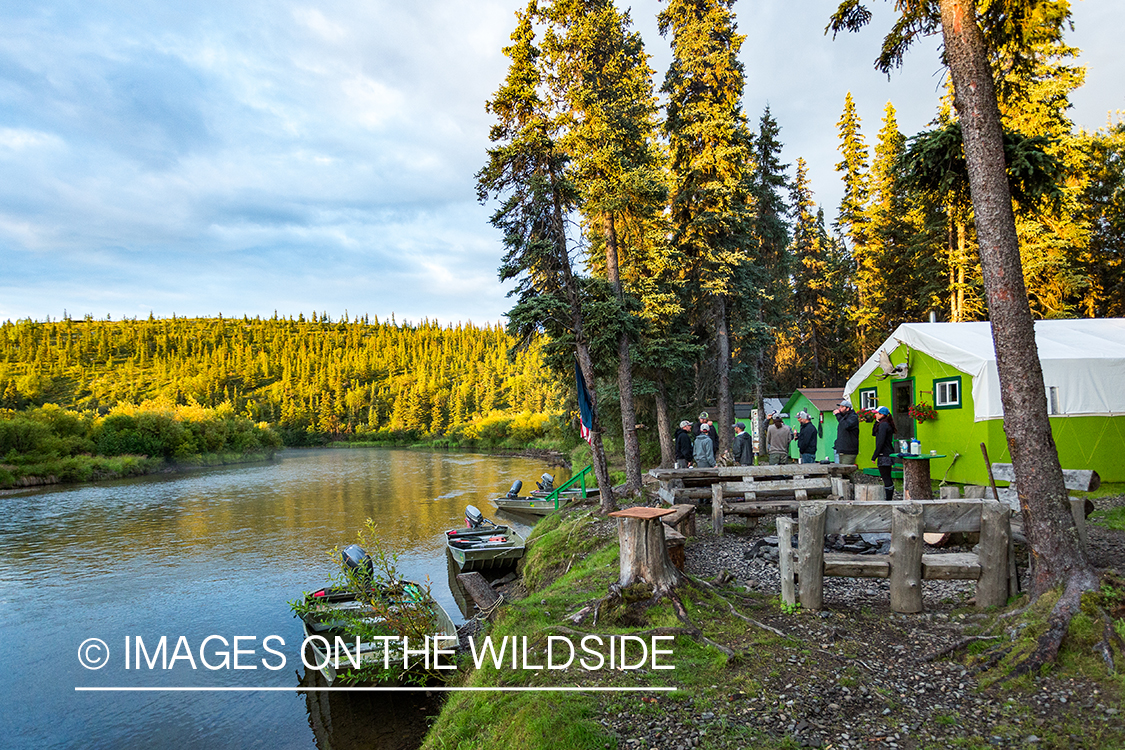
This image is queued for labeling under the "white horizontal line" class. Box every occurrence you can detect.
[76,686,676,692]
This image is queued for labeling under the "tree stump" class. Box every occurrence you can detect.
[610,507,682,593]
[902,458,934,502]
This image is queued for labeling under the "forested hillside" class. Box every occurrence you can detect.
[0,314,563,445]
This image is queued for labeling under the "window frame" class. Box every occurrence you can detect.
[933,376,962,410]
[858,388,878,411]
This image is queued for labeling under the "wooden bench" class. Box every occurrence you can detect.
[648,465,858,536]
[777,499,1013,613]
[981,463,1099,548]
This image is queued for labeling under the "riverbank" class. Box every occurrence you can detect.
[0,450,278,490]
[422,497,1125,750]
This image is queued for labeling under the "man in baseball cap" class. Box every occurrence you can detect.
[834,399,859,465]
[675,420,693,468]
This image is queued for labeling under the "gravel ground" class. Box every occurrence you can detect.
[590,494,1125,750]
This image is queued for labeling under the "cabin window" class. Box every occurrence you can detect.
[859,388,878,411]
[934,376,962,409]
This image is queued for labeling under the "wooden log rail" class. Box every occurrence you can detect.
[648,465,859,536]
[778,500,1011,614]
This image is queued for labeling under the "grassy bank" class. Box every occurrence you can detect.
[421,509,1125,750]
[0,401,281,489]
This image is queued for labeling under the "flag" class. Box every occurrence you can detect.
[575,361,594,445]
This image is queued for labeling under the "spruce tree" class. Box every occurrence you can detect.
[834,92,873,359]
[476,1,615,510]
[659,0,756,454]
[543,0,665,493]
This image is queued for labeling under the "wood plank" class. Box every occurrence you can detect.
[675,484,833,500]
[831,477,855,502]
[647,463,858,481]
[990,463,1100,492]
[855,484,883,502]
[824,501,985,535]
[609,507,675,520]
[921,553,981,580]
[823,553,889,578]
[712,483,724,536]
[723,478,834,493]
[720,502,800,517]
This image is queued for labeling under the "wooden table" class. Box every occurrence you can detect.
[894,453,947,501]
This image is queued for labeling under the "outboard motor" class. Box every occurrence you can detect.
[341,544,374,582]
[536,473,554,492]
[465,505,485,529]
[506,479,523,499]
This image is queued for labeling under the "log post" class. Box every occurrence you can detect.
[964,485,988,499]
[611,507,681,594]
[831,477,854,502]
[777,516,796,607]
[712,483,724,536]
[856,484,883,502]
[797,503,826,611]
[977,500,1010,608]
[890,502,924,613]
[902,458,933,501]
[939,486,961,499]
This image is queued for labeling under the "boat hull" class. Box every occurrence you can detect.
[446,525,526,571]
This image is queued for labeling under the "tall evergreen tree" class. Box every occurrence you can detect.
[659,0,756,454]
[476,2,615,509]
[834,92,872,358]
[544,0,666,493]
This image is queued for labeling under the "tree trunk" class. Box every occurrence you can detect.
[938,0,1094,596]
[604,214,642,494]
[654,376,673,469]
[551,170,614,513]
[714,294,733,457]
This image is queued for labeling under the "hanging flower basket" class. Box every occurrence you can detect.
[857,407,878,423]
[909,402,937,422]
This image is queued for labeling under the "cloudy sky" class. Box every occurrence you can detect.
[1,1,1121,326]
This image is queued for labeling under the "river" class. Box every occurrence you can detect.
[0,447,568,750]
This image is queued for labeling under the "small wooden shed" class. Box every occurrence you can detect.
[779,387,845,462]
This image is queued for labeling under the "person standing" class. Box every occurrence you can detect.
[796,411,817,464]
[674,420,694,469]
[872,406,897,501]
[834,399,860,465]
[765,417,793,465]
[693,423,716,468]
[732,422,753,465]
[691,411,708,437]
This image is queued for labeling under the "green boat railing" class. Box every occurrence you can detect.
[544,464,593,509]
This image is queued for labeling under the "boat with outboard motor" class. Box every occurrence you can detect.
[445,505,526,571]
[296,545,457,685]
[491,466,595,516]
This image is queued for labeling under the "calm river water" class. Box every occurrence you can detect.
[0,447,566,750]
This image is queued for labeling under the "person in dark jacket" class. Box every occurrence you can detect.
[871,406,897,501]
[833,399,860,465]
[732,422,753,465]
[674,420,694,468]
[796,411,817,463]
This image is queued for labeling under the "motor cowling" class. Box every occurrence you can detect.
[536,473,554,492]
[506,479,523,499]
[465,505,485,528]
[341,544,374,582]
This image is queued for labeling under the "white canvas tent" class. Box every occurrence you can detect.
[844,320,1125,422]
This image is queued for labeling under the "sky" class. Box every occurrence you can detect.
[1,0,1122,326]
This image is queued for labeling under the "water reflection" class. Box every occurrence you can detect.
[299,670,443,750]
[0,447,563,750]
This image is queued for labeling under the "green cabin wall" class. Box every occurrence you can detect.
[851,343,1125,484]
[781,391,839,462]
